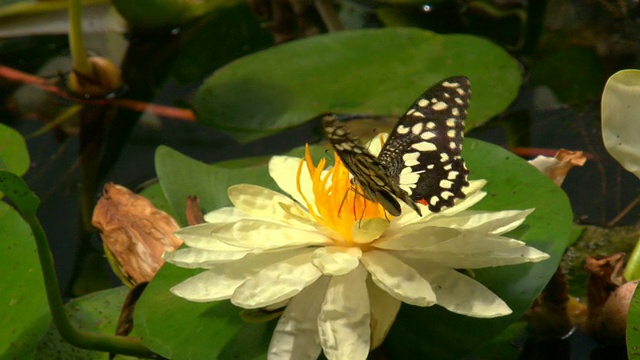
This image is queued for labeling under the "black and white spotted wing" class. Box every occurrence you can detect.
[322,114,422,217]
[377,76,471,213]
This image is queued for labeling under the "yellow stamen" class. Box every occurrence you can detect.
[297,145,388,244]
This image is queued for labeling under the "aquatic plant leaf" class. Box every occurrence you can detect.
[136,139,573,359]
[0,202,50,360]
[602,69,640,180]
[195,28,521,140]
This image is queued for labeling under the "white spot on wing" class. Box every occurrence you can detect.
[442,191,454,199]
[442,81,459,88]
[411,141,437,151]
[417,99,428,107]
[426,122,436,129]
[397,125,410,134]
[421,131,436,140]
[432,101,448,111]
[412,123,424,135]
[440,153,450,162]
[402,152,420,166]
[439,179,453,189]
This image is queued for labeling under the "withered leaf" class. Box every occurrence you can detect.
[92,183,183,286]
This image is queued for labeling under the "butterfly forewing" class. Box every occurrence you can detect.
[377,76,471,212]
[321,114,421,216]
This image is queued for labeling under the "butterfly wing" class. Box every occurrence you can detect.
[322,114,421,216]
[377,76,471,213]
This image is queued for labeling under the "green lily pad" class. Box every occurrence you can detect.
[0,201,50,360]
[136,138,572,359]
[34,287,139,360]
[195,28,521,139]
[601,69,640,180]
[154,146,275,226]
[628,284,640,359]
[386,139,573,358]
[0,123,29,176]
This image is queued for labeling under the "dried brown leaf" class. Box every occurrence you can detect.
[92,183,183,285]
[528,149,587,186]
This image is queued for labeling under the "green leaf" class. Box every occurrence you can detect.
[602,69,640,180]
[137,138,573,359]
[628,284,640,359]
[0,201,50,360]
[0,123,30,176]
[195,28,521,140]
[135,266,275,359]
[386,139,573,358]
[34,287,139,360]
[154,146,275,226]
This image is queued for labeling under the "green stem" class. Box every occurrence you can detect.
[25,211,160,358]
[68,0,93,76]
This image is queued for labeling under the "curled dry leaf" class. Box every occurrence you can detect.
[528,149,587,186]
[584,253,633,344]
[525,266,576,339]
[186,195,205,226]
[92,183,183,286]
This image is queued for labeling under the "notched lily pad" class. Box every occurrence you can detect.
[195,28,521,140]
[137,138,573,359]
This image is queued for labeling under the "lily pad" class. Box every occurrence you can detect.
[0,122,29,176]
[602,69,640,180]
[0,201,50,360]
[136,138,573,359]
[195,28,521,138]
[154,146,275,226]
[34,287,139,360]
[628,284,640,359]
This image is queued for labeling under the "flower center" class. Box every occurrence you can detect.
[297,145,388,244]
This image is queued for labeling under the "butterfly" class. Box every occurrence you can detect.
[322,76,471,216]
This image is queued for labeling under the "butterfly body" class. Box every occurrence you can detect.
[323,76,471,215]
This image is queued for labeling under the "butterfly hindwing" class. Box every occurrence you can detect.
[377,76,471,212]
[322,114,421,216]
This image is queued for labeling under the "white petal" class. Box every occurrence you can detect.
[217,219,331,250]
[391,180,487,228]
[269,156,316,212]
[374,226,460,250]
[403,237,550,269]
[352,218,389,244]
[203,206,249,223]
[268,277,329,360]
[312,246,362,276]
[163,247,250,268]
[232,251,322,308]
[424,232,526,253]
[228,184,314,227]
[367,277,401,349]
[170,268,240,302]
[174,222,252,251]
[406,259,512,317]
[318,265,371,360]
[169,249,308,302]
[361,250,436,306]
[425,209,534,235]
[439,188,486,216]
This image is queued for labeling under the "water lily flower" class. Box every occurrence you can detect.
[164,139,549,360]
